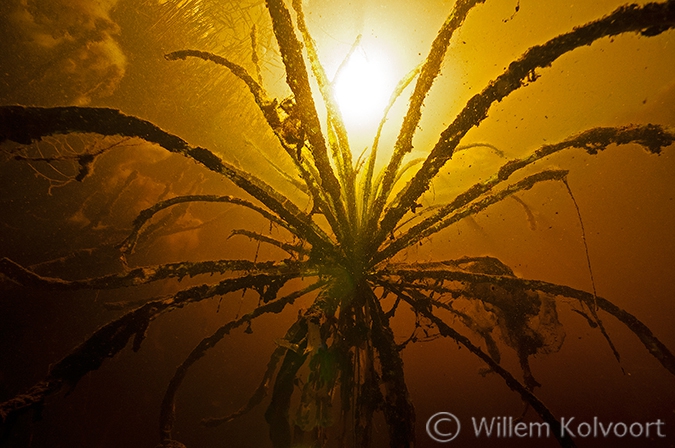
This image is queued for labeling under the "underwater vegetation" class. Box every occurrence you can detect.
[1,0,675,447]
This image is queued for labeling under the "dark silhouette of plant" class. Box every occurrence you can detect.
[1,1,674,447]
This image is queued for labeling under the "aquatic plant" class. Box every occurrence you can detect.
[1,1,674,447]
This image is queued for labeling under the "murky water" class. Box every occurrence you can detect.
[1,1,674,447]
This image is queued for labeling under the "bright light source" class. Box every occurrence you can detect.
[333,46,395,131]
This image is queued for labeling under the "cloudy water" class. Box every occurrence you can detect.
[1,1,674,447]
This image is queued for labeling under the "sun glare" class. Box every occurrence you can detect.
[333,46,396,132]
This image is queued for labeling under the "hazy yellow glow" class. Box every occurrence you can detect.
[333,46,396,132]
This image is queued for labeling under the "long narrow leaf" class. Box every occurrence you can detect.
[371,3,675,253]
[0,106,337,258]
[366,0,487,238]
